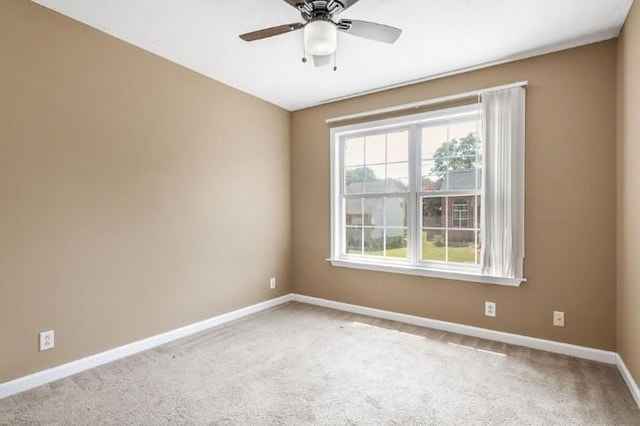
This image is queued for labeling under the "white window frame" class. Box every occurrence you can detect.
[330,104,522,286]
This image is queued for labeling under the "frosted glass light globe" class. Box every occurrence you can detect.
[304,21,337,56]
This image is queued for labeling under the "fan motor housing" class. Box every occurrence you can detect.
[298,0,345,21]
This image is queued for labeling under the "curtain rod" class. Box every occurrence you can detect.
[325,81,528,125]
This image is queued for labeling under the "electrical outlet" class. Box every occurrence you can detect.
[39,330,55,351]
[269,277,276,290]
[485,301,496,317]
[553,311,565,327]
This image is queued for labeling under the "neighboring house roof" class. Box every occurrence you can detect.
[422,170,480,192]
[442,170,480,190]
[422,180,442,191]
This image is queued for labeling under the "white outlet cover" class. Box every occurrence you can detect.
[485,302,496,317]
[39,330,55,351]
[553,311,565,327]
[269,278,276,289]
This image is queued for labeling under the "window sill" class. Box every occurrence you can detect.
[327,258,525,287]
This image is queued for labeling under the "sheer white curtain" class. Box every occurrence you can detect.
[480,87,525,279]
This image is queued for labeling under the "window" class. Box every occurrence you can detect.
[330,86,525,286]
[452,200,469,228]
[343,130,409,259]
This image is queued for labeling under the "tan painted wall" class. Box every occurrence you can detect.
[0,1,291,383]
[291,41,618,350]
[617,0,640,385]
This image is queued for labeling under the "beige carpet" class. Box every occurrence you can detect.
[1,302,638,425]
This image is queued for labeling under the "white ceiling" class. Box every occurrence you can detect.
[32,0,633,111]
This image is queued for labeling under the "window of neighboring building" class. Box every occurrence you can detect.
[330,86,526,286]
[452,200,469,228]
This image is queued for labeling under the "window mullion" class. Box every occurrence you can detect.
[360,198,364,255]
[445,196,449,262]
[408,123,420,266]
[475,102,481,265]
[334,135,344,259]
[383,133,387,258]
[382,197,387,257]
[475,194,478,264]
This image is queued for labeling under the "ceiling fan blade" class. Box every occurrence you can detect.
[239,23,304,42]
[313,54,332,67]
[282,0,305,8]
[338,0,360,12]
[337,19,401,43]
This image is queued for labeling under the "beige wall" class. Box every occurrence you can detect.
[291,41,618,350]
[0,1,291,382]
[617,0,640,385]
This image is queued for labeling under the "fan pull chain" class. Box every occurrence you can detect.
[301,38,307,63]
[333,51,337,72]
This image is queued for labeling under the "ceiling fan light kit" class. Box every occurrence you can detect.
[239,0,402,69]
[304,20,337,56]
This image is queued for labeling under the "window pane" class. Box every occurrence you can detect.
[385,228,407,258]
[449,120,478,142]
[422,197,445,228]
[447,230,476,264]
[451,198,470,228]
[387,131,409,163]
[449,155,477,172]
[446,157,477,192]
[365,134,385,165]
[421,160,444,192]
[346,227,362,254]
[423,120,480,194]
[447,131,478,159]
[422,229,446,262]
[345,198,362,226]
[364,165,386,193]
[385,196,407,227]
[345,167,367,194]
[386,162,409,192]
[344,136,365,166]
[364,227,384,255]
[422,125,448,160]
[363,197,384,227]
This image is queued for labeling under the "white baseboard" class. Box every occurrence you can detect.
[291,294,618,365]
[0,294,293,400]
[3,292,638,411]
[617,354,640,408]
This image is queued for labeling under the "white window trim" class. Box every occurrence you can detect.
[329,104,525,287]
[327,258,523,286]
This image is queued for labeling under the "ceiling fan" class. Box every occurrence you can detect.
[239,0,402,69]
